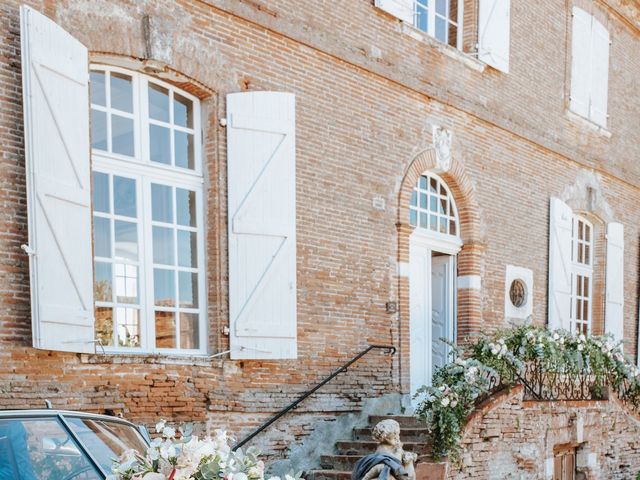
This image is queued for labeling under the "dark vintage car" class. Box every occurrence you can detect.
[0,407,150,480]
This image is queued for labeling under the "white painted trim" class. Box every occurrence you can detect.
[504,265,533,320]
[457,274,481,290]
[410,228,462,255]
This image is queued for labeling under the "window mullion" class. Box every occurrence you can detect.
[428,0,436,37]
[141,177,156,352]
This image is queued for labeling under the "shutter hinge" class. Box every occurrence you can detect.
[21,244,36,256]
[219,118,228,127]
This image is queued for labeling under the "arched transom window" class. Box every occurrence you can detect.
[409,173,459,236]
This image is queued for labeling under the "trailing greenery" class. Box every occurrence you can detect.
[413,325,640,461]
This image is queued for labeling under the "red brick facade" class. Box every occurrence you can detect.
[1,0,639,468]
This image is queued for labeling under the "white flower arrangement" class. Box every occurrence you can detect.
[108,421,300,480]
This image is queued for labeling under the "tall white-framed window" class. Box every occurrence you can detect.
[415,0,463,49]
[570,215,593,335]
[409,172,459,237]
[90,65,206,354]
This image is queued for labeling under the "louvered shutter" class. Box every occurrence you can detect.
[20,6,95,353]
[548,197,573,331]
[589,17,610,127]
[478,0,511,73]
[570,7,592,119]
[227,92,297,360]
[605,223,624,343]
[374,0,414,24]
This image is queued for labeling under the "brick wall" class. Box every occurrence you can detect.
[0,0,639,460]
[449,386,640,479]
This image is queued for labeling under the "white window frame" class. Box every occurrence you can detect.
[570,215,593,335]
[409,172,461,242]
[91,65,207,355]
[414,0,464,50]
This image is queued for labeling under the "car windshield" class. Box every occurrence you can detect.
[0,415,148,480]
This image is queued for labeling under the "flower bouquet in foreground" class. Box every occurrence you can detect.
[109,420,299,480]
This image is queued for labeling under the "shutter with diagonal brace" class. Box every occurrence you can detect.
[227,92,297,360]
[605,222,624,343]
[20,6,95,353]
[478,0,511,73]
[548,197,573,331]
[374,0,414,24]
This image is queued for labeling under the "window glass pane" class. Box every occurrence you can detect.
[90,71,106,106]
[93,216,111,258]
[148,83,170,122]
[112,115,134,156]
[420,193,427,209]
[438,217,447,233]
[180,313,199,349]
[110,72,133,113]
[584,244,590,265]
[410,190,417,206]
[94,262,112,302]
[65,418,148,473]
[174,92,193,128]
[419,176,427,189]
[436,0,447,15]
[175,131,194,170]
[152,183,174,223]
[176,188,196,226]
[115,263,138,304]
[416,1,428,31]
[0,418,102,480]
[430,215,437,231]
[116,307,140,347]
[113,176,137,218]
[95,306,114,347]
[154,268,176,307]
[153,226,175,265]
[409,209,417,226]
[429,195,437,212]
[91,109,108,151]
[114,220,138,261]
[179,271,198,308]
[150,124,171,165]
[449,219,456,236]
[178,230,198,268]
[419,212,428,229]
[155,311,176,348]
[93,171,110,213]
[435,16,447,42]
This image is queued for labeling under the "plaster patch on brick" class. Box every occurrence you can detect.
[268,393,403,476]
[457,274,481,290]
[561,170,614,223]
[143,14,174,65]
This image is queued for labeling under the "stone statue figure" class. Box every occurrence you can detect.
[351,419,417,480]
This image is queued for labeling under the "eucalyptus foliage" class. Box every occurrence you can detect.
[414,325,640,461]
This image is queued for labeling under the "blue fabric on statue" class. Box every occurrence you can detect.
[351,453,409,480]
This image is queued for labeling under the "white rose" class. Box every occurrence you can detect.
[577,344,584,351]
[163,426,176,438]
[553,333,559,341]
[450,400,458,408]
[155,420,166,433]
[441,397,450,407]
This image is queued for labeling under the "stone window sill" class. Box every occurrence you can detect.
[566,109,612,138]
[79,351,228,367]
[400,23,486,73]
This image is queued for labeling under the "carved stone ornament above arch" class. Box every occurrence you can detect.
[560,170,614,224]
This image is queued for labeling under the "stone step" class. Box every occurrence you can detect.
[320,454,434,471]
[307,470,351,480]
[335,440,429,456]
[368,415,422,428]
[352,426,429,441]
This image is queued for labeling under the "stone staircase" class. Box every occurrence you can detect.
[307,415,433,480]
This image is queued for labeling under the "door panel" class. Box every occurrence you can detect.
[431,255,451,373]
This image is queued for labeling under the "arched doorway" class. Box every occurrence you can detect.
[408,172,462,401]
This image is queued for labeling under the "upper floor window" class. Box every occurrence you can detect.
[90,66,205,354]
[409,173,459,236]
[569,7,610,128]
[570,215,592,335]
[415,0,462,49]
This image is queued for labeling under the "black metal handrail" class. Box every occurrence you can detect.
[232,344,396,451]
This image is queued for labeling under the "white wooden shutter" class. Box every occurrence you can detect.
[478,0,511,73]
[548,197,573,331]
[605,223,624,343]
[589,17,609,127]
[374,0,414,24]
[227,92,297,360]
[569,7,593,119]
[20,6,94,353]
